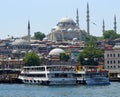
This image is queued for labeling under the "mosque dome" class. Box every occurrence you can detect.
[53,26,61,31]
[72,38,78,41]
[43,37,48,41]
[58,17,75,24]
[12,50,20,54]
[12,39,29,46]
[49,48,65,56]
[67,28,74,32]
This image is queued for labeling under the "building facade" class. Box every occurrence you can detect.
[47,17,87,42]
[104,43,120,70]
[104,43,120,78]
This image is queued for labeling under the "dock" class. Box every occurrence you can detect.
[0,69,22,83]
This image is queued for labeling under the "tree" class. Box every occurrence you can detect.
[23,52,41,66]
[34,31,45,40]
[59,53,70,62]
[77,38,103,66]
[84,34,97,43]
[103,30,118,40]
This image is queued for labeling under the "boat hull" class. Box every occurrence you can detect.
[18,76,76,85]
[85,77,110,85]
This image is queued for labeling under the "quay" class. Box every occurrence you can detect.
[108,70,120,82]
[0,69,22,83]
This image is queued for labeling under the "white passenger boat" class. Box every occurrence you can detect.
[18,65,76,85]
[75,65,110,85]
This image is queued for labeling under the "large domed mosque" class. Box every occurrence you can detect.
[47,9,89,42]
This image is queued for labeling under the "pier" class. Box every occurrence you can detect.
[0,69,22,83]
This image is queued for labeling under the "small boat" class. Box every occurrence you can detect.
[85,70,110,85]
[18,65,76,85]
[75,65,110,85]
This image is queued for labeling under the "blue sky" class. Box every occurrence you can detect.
[0,0,120,39]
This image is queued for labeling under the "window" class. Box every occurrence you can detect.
[114,66,116,68]
[107,54,109,57]
[113,54,115,57]
[118,60,120,64]
[118,54,120,57]
[107,61,109,64]
[114,60,116,64]
[110,54,112,57]
[110,61,112,64]
[34,80,36,83]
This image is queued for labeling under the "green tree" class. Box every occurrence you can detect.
[77,38,103,66]
[23,52,41,66]
[34,31,45,40]
[103,30,118,40]
[59,53,70,62]
[84,34,97,43]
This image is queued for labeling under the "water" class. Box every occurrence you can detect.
[0,82,119,97]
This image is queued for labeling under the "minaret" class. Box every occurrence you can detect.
[102,19,105,33]
[114,15,117,33]
[87,3,90,35]
[76,8,79,28]
[28,20,31,44]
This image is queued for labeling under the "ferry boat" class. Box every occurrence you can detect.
[18,65,76,85]
[75,65,110,85]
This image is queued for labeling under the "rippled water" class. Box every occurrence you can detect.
[0,82,119,97]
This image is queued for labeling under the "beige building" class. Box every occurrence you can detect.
[104,43,120,78]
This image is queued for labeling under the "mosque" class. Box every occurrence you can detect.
[47,5,90,42]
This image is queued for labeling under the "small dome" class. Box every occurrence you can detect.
[52,26,61,30]
[21,51,27,53]
[67,28,73,32]
[49,48,65,56]
[72,38,78,41]
[52,26,60,30]
[58,17,75,24]
[12,50,20,54]
[43,37,48,41]
[12,39,29,46]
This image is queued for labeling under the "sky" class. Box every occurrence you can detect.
[0,0,120,39]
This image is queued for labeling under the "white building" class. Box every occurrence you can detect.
[104,43,120,71]
[47,17,87,42]
[47,9,88,42]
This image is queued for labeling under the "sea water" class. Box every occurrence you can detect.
[0,82,119,97]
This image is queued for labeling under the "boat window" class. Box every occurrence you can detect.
[54,73,68,78]
[38,67,45,71]
[25,67,45,71]
[34,80,36,83]
[55,74,59,77]
[25,74,46,77]
[76,74,82,77]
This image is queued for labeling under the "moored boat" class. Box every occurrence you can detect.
[18,65,76,85]
[75,65,110,85]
